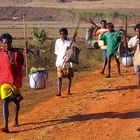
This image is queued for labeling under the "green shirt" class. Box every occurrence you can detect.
[100,31,122,56]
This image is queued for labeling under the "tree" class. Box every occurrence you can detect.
[31,28,48,47]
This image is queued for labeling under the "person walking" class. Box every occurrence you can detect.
[93,20,108,74]
[100,23,122,78]
[0,33,25,133]
[128,23,140,86]
[54,28,75,96]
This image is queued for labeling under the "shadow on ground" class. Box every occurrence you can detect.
[10,110,140,133]
[96,85,139,92]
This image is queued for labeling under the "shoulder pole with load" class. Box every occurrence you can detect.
[63,16,81,64]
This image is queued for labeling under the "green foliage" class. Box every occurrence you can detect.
[31,28,48,46]
[111,11,120,18]
[74,42,103,71]
[81,11,138,21]
[27,28,55,69]
[82,11,106,19]
[68,9,76,20]
[94,12,104,18]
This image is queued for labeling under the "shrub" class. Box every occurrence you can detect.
[27,28,55,70]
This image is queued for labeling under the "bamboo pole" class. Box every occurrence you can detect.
[124,16,128,66]
[139,29,140,51]
[72,17,81,40]
[23,13,28,79]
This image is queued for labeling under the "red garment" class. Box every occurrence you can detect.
[0,48,24,88]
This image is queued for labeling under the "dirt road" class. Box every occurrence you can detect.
[0,63,140,140]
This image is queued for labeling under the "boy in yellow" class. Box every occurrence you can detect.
[93,20,108,74]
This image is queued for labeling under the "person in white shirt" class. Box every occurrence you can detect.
[128,23,140,86]
[54,28,74,96]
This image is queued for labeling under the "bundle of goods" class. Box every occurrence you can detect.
[29,67,48,89]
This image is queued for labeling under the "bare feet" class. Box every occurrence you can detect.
[0,127,9,133]
[13,122,19,127]
[100,71,104,75]
[13,120,19,127]
[105,75,111,78]
[56,93,61,96]
[13,124,19,127]
[118,73,121,76]
[67,92,72,95]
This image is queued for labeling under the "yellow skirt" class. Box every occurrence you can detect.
[0,83,19,100]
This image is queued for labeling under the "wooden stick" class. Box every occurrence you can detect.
[139,29,140,51]
[81,17,99,28]
[62,17,81,65]
[72,17,81,40]
[124,16,128,66]
[23,13,28,79]
[89,18,100,28]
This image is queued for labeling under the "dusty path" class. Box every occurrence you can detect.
[1,64,140,140]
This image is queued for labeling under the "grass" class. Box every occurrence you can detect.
[0,20,136,44]
[0,0,140,10]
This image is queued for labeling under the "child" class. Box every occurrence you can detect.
[93,20,108,74]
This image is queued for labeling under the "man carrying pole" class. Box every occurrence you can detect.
[54,18,81,96]
[54,28,75,96]
[128,23,140,86]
